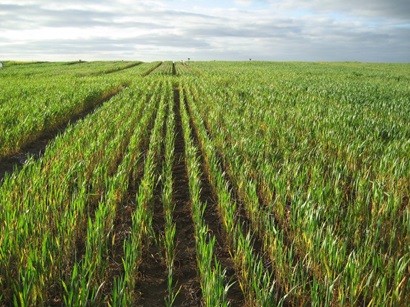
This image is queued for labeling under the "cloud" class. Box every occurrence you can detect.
[234,0,253,6]
[272,0,410,20]
[0,0,409,62]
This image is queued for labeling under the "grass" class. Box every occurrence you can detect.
[0,61,409,306]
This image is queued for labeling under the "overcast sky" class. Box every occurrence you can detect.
[1,0,409,62]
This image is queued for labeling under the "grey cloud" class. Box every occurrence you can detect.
[283,0,410,20]
[0,4,44,29]
[0,3,216,30]
[0,0,409,62]
[341,0,409,19]
[43,9,117,27]
[0,4,117,28]
[133,34,210,48]
[0,34,210,59]
[187,20,302,38]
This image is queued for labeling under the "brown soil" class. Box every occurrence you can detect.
[171,88,201,306]
[104,166,150,302]
[196,143,246,306]
[133,88,201,306]
[104,95,162,304]
[135,110,168,306]
[104,62,142,74]
[172,63,177,76]
[106,188,138,289]
[135,184,168,306]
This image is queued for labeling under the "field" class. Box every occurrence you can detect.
[0,60,409,306]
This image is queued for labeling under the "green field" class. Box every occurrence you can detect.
[0,61,409,306]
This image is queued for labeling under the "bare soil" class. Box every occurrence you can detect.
[135,111,168,306]
[170,88,201,306]
[135,183,168,306]
[134,88,201,306]
[172,63,177,76]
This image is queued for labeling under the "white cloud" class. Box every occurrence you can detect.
[234,0,253,6]
[0,0,409,62]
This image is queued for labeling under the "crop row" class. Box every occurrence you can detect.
[0,78,163,305]
[185,62,410,305]
[0,61,408,305]
[0,61,159,159]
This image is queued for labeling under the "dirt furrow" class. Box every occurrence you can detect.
[105,150,159,302]
[104,62,142,74]
[171,88,201,306]
[135,107,168,306]
[135,182,168,306]
[172,63,177,76]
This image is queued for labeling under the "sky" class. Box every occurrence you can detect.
[0,0,409,62]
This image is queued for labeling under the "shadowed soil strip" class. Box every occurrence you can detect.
[104,62,142,74]
[142,62,163,76]
[65,61,87,65]
[182,89,245,306]
[135,183,168,306]
[135,111,169,306]
[0,86,125,182]
[102,163,147,304]
[172,63,177,76]
[172,88,201,306]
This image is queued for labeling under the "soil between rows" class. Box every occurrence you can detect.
[106,103,160,304]
[171,88,201,306]
[136,182,168,306]
[135,88,201,306]
[135,101,168,306]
